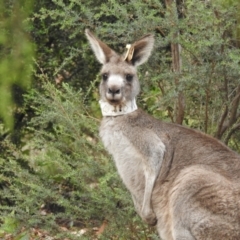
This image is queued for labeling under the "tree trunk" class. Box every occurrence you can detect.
[165,0,185,125]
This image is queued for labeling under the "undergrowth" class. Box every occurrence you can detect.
[0,82,158,239]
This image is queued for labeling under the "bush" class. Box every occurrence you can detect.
[0,81,158,239]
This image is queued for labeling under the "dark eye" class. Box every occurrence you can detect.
[102,73,108,81]
[126,74,133,82]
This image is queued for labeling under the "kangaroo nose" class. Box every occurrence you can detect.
[108,87,120,96]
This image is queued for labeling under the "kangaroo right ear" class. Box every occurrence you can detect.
[125,34,154,66]
[85,29,115,64]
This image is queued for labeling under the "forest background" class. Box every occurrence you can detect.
[0,0,240,239]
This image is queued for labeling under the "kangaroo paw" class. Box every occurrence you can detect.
[141,208,158,226]
[144,213,157,226]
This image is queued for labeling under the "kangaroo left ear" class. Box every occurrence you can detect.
[85,29,116,64]
[124,34,154,66]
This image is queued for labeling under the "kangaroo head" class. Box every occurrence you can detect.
[85,29,154,114]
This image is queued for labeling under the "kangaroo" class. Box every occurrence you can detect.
[85,29,240,240]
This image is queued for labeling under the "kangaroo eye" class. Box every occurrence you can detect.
[126,74,133,82]
[102,73,108,81]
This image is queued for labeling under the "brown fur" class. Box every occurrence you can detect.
[85,29,240,239]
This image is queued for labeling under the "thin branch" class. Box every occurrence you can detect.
[228,84,240,126]
[237,112,240,119]
[215,84,240,141]
[205,89,209,133]
[165,0,185,124]
[215,105,228,139]
[180,42,201,65]
[224,123,240,145]
[214,72,229,139]
[176,91,185,124]
[156,26,165,37]
[214,28,229,139]
[205,62,215,133]
[158,82,165,95]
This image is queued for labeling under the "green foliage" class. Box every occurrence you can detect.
[0,81,158,239]
[31,0,165,89]
[0,0,35,129]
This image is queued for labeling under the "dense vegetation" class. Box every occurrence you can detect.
[0,0,240,239]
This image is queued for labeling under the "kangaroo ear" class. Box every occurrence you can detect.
[85,29,115,64]
[125,34,154,66]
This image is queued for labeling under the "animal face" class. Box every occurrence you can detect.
[99,59,140,106]
[85,29,154,107]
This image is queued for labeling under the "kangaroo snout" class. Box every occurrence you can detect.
[106,85,123,103]
[107,86,121,96]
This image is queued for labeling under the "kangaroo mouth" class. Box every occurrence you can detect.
[108,99,122,106]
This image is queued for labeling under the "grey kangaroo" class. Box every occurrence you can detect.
[85,29,240,240]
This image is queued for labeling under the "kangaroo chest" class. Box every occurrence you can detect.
[100,117,145,190]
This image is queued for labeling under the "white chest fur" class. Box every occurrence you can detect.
[99,113,166,226]
[99,117,145,191]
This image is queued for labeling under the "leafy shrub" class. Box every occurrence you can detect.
[0,81,158,239]
[0,0,35,128]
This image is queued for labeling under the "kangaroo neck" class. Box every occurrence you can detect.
[99,99,138,117]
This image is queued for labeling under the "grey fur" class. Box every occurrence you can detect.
[86,29,240,239]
